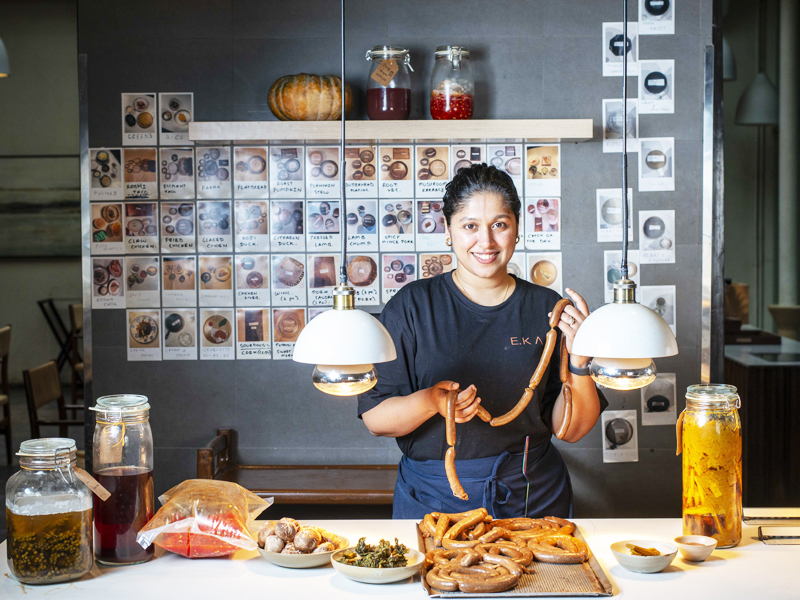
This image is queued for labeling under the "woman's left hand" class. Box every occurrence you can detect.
[548,287,590,369]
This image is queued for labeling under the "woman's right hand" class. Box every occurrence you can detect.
[427,381,482,423]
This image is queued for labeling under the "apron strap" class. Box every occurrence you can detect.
[482,451,513,513]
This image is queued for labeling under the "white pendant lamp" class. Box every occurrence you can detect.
[572,5,678,390]
[722,36,736,82]
[292,0,397,396]
[735,72,778,125]
[0,36,10,77]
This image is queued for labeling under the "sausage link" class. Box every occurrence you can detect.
[549,298,573,329]
[444,508,488,540]
[559,332,568,384]
[475,405,492,422]
[478,527,508,544]
[489,518,536,530]
[446,389,457,447]
[555,384,573,440]
[490,387,534,427]
[542,516,576,534]
[529,329,558,388]
[466,521,485,540]
[422,513,437,537]
[434,513,449,548]
[459,548,482,567]
[426,567,459,592]
[432,510,491,521]
[457,574,520,594]
[442,537,480,550]
[481,552,524,578]
[444,447,469,501]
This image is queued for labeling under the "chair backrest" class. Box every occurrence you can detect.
[0,325,10,359]
[0,325,9,395]
[24,361,63,411]
[69,304,83,335]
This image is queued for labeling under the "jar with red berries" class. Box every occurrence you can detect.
[430,46,474,120]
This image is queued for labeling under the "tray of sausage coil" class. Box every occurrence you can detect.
[417,510,613,597]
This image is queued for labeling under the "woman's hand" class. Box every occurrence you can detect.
[427,381,482,423]
[548,288,590,369]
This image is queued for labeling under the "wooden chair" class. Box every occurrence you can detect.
[23,361,83,439]
[197,428,398,505]
[68,304,84,406]
[0,325,11,464]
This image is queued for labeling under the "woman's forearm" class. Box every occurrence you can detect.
[550,372,601,443]
[362,389,438,438]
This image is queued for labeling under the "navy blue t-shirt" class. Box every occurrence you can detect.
[358,272,592,462]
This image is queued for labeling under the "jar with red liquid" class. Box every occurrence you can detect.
[366,46,413,120]
[430,46,474,120]
[90,395,154,565]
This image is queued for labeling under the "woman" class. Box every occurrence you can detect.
[358,164,606,519]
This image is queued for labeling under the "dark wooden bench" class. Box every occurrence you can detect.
[197,429,398,505]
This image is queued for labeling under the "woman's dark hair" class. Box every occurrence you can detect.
[442,163,521,226]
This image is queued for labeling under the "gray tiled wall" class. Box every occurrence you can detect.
[79,0,713,517]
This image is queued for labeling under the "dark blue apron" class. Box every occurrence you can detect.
[392,440,573,520]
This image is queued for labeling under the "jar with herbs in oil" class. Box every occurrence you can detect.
[6,439,93,584]
[678,384,742,548]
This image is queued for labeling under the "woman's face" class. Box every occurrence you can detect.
[445,192,518,281]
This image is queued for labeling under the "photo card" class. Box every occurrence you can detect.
[159,147,195,199]
[199,308,235,360]
[92,257,125,309]
[236,308,272,360]
[602,409,639,463]
[159,93,194,146]
[122,93,157,146]
[90,149,123,200]
[162,308,197,360]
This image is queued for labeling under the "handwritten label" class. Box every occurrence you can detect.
[237,342,272,360]
[370,58,399,87]
[74,468,111,501]
[274,342,295,360]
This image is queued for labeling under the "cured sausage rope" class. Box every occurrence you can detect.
[444,298,576,500]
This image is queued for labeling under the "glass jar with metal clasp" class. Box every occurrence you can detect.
[365,46,413,120]
[6,438,94,584]
[430,45,474,120]
[90,394,154,565]
[679,384,742,548]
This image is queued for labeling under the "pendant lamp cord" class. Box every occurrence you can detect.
[339,0,348,286]
[621,1,629,280]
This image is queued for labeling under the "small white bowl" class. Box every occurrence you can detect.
[673,535,717,562]
[257,533,349,569]
[610,539,678,574]
[330,547,424,584]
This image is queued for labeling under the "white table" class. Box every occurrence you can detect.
[3,519,799,598]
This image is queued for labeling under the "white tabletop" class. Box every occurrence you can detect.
[3,519,799,598]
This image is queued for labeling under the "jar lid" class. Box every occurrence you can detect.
[366,46,409,59]
[686,384,740,408]
[17,438,77,457]
[90,394,150,414]
[17,438,77,468]
[435,45,470,59]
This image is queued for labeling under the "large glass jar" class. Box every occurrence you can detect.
[90,395,154,565]
[6,439,93,584]
[680,384,742,548]
[365,46,413,120]
[430,46,474,120]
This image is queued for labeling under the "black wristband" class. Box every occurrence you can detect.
[568,361,591,377]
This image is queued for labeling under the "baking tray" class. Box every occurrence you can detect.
[758,526,800,545]
[416,524,613,597]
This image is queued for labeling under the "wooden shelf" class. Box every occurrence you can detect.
[188,119,593,143]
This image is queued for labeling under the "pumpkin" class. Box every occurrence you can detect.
[267,74,353,121]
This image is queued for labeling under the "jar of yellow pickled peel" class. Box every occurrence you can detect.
[678,384,742,548]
